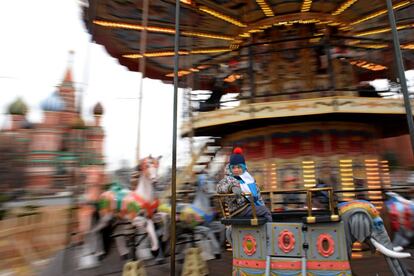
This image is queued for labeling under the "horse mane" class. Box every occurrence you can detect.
[130,167,140,189]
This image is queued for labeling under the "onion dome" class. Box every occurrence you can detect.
[93,102,104,116]
[8,98,28,115]
[72,116,86,129]
[41,91,65,112]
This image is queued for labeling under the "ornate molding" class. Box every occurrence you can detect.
[181,96,410,135]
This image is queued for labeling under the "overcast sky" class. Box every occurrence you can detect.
[0,0,188,171]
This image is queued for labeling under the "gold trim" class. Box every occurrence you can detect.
[355,23,413,37]
[198,6,246,27]
[93,19,234,41]
[331,0,359,16]
[240,12,347,34]
[350,0,410,26]
[256,0,275,17]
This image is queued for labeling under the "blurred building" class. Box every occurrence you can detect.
[0,58,105,194]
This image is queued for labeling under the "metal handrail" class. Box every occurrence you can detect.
[215,192,260,225]
[305,187,338,224]
[261,186,413,194]
[214,186,413,225]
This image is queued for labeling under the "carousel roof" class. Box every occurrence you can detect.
[83,0,414,90]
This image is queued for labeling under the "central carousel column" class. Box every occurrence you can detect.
[248,36,256,104]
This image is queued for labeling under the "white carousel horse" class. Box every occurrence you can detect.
[120,155,165,254]
[79,155,165,268]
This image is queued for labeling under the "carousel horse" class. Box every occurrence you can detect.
[91,155,165,259]
[385,192,414,247]
[179,177,215,228]
[121,155,166,254]
[159,175,225,260]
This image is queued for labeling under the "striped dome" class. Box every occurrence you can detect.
[41,91,65,112]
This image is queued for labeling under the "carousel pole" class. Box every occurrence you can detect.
[136,0,149,163]
[186,28,195,176]
[171,0,180,274]
[385,0,414,159]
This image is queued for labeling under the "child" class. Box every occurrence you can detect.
[217,147,272,222]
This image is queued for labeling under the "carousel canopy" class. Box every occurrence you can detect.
[83,0,414,90]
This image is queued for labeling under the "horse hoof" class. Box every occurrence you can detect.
[151,249,159,258]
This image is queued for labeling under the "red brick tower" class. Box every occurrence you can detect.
[59,51,77,126]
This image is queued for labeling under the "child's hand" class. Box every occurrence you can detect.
[232,186,242,197]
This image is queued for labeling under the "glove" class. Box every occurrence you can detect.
[231,186,242,197]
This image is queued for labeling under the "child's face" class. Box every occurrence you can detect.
[231,165,243,176]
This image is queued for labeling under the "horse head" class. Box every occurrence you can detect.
[193,173,213,207]
[138,155,162,183]
[179,173,215,227]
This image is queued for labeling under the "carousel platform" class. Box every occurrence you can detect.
[40,243,233,276]
[40,243,413,276]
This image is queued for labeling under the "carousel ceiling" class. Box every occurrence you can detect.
[83,0,414,89]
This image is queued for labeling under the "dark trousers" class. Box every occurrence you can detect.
[238,205,273,222]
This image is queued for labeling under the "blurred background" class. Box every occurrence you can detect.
[1,0,414,275]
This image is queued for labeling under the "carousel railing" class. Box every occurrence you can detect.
[215,188,341,225]
[214,186,413,225]
[0,205,71,274]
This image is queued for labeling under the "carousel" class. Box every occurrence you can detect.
[78,0,414,275]
[82,0,414,206]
